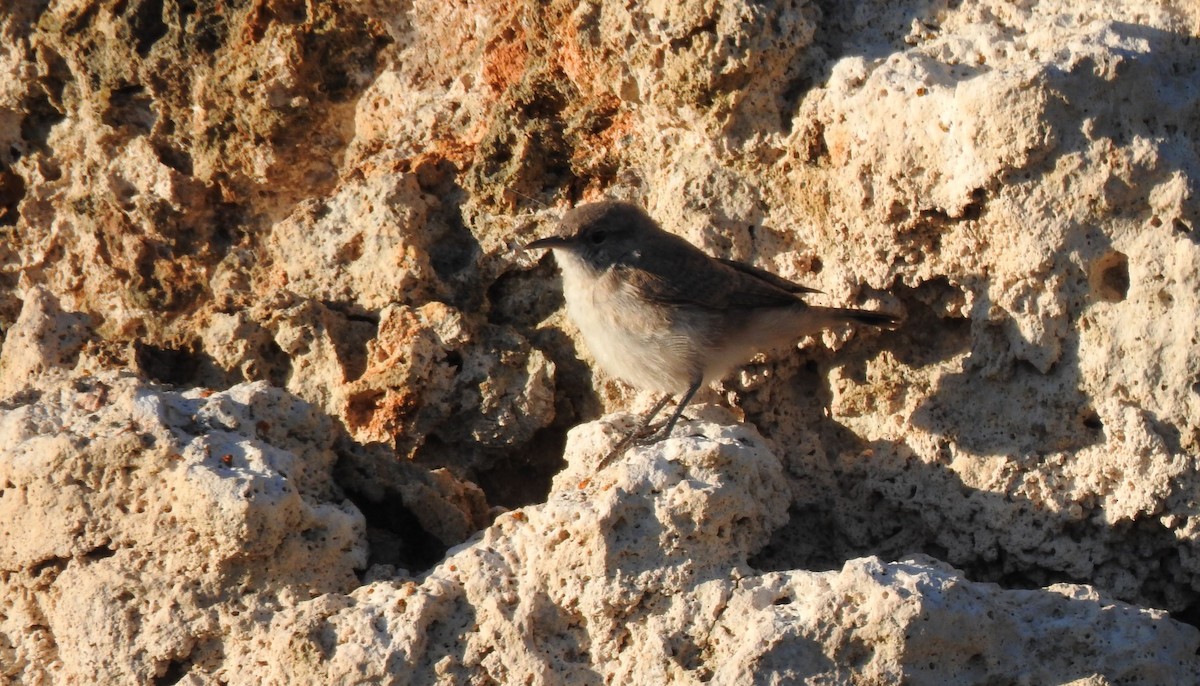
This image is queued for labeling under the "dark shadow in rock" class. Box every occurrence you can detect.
[350,486,449,573]
[473,426,566,511]
[909,340,1104,461]
[103,83,156,134]
[126,0,169,56]
[752,416,1200,628]
[753,630,837,684]
[151,650,192,686]
[486,255,564,329]
[335,465,451,572]
[468,324,600,509]
[135,341,206,386]
[748,313,1179,612]
[0,169,25,227]
[319,300,379,384]
[18,47,68,152]
[335,439,490,574]
[812,0,944,63]
[464,69,578,209]
[408,156,485,312]
[427,201,483,310]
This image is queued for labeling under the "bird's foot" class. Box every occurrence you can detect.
[632,416,688,446]
[596,430,638,470]
[596,413,693,469]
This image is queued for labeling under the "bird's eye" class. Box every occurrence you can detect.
[589,230,607,245]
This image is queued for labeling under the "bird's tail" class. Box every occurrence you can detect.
[821,307,902,330]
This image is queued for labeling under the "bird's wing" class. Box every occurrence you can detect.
[618,249,809,311]
[715,258,822,295]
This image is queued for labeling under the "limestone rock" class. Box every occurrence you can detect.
[0,285,92,398]
[0,373,367,682]
[2,0,1200,682]
[222,420,1199,684]
[342,302,556,458]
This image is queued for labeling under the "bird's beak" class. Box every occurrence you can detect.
[524,236,572,251]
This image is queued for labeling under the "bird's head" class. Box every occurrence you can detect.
[525,201,657,272]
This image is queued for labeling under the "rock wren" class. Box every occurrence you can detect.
[526,200,899,464]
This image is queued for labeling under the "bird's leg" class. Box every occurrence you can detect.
[634,377,701,446]
[630,393,675,439]
[596,378,704,468]
[596,393,674,469]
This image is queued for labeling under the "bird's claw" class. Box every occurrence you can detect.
[596,413,693,469]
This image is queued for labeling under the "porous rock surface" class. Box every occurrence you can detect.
[2,0,1200,682]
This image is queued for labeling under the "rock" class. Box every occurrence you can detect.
[0,373,367,682]
[715,556,1199,686]
[0,285,93,398]
[223,419,1198,684]
[2,0,1200,681]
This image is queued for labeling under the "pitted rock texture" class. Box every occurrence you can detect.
[2,0,1200,682]
[245,421,1199,685]
[0,372,367,682]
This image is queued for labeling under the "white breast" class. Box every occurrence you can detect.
[556,252,700,394]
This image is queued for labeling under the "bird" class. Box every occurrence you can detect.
[525,200,899,466]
